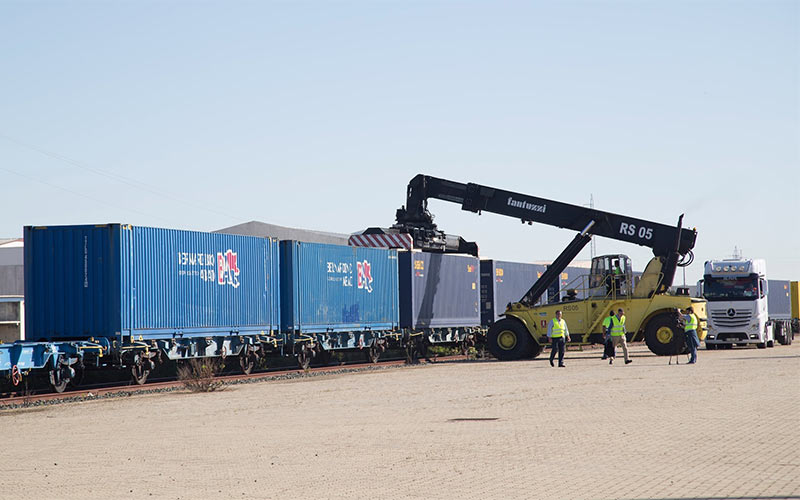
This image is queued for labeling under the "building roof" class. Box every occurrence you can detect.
[214,221,350,246]
[0,238,23,248]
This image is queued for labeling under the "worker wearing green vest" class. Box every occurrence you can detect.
[683,306,700,364]
[608,308,632,365]
[547,310,571,367]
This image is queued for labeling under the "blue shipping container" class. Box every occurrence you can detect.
[24,224,280,341]
[480,260,546,325]
[399,251,480,329]
[280,241,399,333]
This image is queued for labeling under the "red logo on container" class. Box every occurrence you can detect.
[217,250,240,288]
[357,260,373,293]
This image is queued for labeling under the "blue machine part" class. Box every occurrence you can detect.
[398,251,481,330]
[0,340,104,375]
[24,224,281,343]
[280,241,399,349]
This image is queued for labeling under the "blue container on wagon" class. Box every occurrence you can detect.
[279,241,399,337]
[24,224,280,342]
[398,251,481,329]
[480,260,546,325]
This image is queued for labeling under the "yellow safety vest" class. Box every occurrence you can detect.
[610,315,626,336]
[551,318,566,338]
[602,316,613,331]
[684,313,698,332]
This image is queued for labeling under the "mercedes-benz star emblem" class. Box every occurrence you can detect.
[726,308,736,317]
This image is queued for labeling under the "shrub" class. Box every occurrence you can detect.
[177,358,225,392]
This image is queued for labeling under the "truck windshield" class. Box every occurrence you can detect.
[703,274,759,301]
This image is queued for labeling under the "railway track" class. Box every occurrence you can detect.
[0,354,477,409]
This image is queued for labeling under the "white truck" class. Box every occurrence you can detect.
[701,258,793,349]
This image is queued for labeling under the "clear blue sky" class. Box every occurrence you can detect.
[1,1,798,284]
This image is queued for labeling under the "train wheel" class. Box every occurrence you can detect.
[644,313,686,356]
[49,355,70,393]
[487,319,536,361]
[366,344,381,364]
[239,350,256,375]
[296,347,311,370]
[405,341,418,364]
[131,355,151,385]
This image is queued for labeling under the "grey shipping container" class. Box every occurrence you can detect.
[399,251,480,329]
[24,224,281,342]
[481,260,546,325]
[280,241,399,338]
[768,280,792,319]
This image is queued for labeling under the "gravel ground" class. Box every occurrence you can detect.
[1,342,798,500]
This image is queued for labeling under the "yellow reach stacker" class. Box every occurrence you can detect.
[367,174,707,359]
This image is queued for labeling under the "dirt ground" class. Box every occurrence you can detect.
[1,342,798,500]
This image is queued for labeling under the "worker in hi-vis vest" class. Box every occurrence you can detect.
[683,306,700,364]
[547,310,571,367]
[608,308,632,365]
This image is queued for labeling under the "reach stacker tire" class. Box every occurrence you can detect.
[487,318,539,361]
[644,313,686,356]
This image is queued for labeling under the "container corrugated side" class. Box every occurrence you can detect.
[767,280,792,319]
[25,224,280,341]
[25,224,123,341]
[399,251,480,329]
[480,260,545,325]
[280,241,399,333]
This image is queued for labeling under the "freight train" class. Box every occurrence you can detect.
[1,223,494,393]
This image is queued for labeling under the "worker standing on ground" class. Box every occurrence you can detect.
[548,310,571,368]
[609,308,632,365]
[683,307,700,364]
[601,310,615,360]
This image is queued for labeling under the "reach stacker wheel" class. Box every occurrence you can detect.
[487,318,538,361]
[645,313,687,356]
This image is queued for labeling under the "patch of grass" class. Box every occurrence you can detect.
[177,358,225,392]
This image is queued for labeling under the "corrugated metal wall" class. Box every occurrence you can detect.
[767,280,791,318]
[25,224,121,341]
[399,251,480,329]
[25,224,280,341]
[280,241,399,333]
[480,260,546,325]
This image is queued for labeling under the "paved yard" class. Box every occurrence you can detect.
[1,342,798,500]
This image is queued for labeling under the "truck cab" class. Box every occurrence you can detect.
[703,259,775,349]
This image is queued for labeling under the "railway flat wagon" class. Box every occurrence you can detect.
[280,241,399,367]
[399,251,481,351]
[10,224,282,390]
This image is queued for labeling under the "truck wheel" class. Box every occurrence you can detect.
[756,342,766,349]
[644,313,686,356]
[767,340,774,348]
[487,318,538,361]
